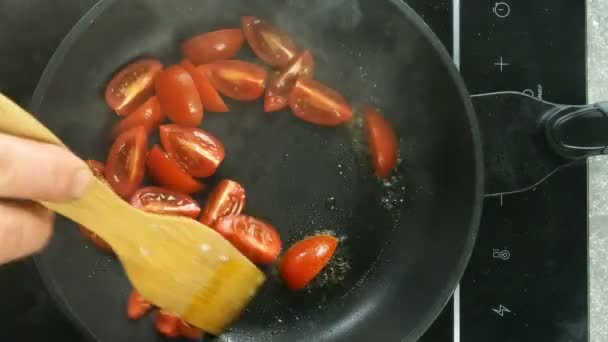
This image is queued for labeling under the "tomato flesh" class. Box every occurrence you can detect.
[146,145,205,195]
[127,290,153,320]
[159,124,225,178]
[105,59,162,116]
[111,96,165,139]
[105,126,147,199]
[364,105,399,178]
[289,77,353,126]
[206,60,267,101]
[199,179,245,226]
[181,59,228,113]
[155,311,180,338]
[279,235,338,290]
[130,186,201,219]
[241,16,298,68]
[214,215,281,265]
[182,29,244,65]
[155,65,203,127]
[179,320,204,340]
[265,50,314,112]
[78,160,113,251]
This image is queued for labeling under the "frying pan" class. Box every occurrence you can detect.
[30,0,481,341]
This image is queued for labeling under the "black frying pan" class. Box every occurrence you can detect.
[31,0,483,341]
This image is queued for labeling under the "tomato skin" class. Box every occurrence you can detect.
[159,124,225,178]
[127,290,153,320]
[199,179,245,226]
[130,186,201,219]
[279,235,338,290]
[179,320,203,340]
[214,215,281,265]
[111,96,165,139]
[85,160,106,181]
[364,106,398,178]
[155,65,203,127]
[206,60,267,101]
[265,50,315,112]
[105,59,162,116]
[182,29,244,65]
[155,311,180,338]
[181,60,228,113]
[241,16,298,68]
[105,126,147,199]
[146,145,205,195]
[289,77,353,126]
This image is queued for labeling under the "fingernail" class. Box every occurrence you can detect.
[70,167,92,199]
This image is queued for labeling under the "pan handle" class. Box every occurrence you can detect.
[544,101,608,160]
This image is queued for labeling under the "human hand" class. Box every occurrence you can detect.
[0,132,91,264]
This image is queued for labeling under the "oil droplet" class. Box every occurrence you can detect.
[218,255,229,262]
[325,197,337,211]
[200,243,211,252]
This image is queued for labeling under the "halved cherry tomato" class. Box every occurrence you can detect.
[130,186,201,219]
[214,215,281,265]
[181,29,244,65]
[127,290,153,320]
[199,179,245,226]
[105,126,147,199]
[105,59,162,116]
[181,60,228,113]
[364,105,398,178]
[179,320,203,341]
[288,77,353,126]
[78,160,112,251]
[146,145,205,195]
[159,124,225,178]
[265,50,315,112]
[111,96,165,139]
[155,311,180,338]
[279,235,338,290]
[241,16,298,68]
[155,65,203,127]
[206,60,267,101]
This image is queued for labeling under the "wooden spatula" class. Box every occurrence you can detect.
[0,93,265,335]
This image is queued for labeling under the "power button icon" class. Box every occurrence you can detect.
[493,2,511,18]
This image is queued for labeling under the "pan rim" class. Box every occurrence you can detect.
[29,0,484,341]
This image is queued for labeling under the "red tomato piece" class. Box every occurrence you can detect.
[364,106,399,178]
[181,60,228,113]
[105,126,147,199]
[155,311,180,338]
[155,65,203,127]
[179,320,204,340]
[127,290,153,320]
[199,179,245,226]
[288,77,353,126]
[206,60,266,101]
[105,59,162,116]
[241,16,298,68]
[130,186,201,219]
[214,215,281,265]
[78,160,113,251]
[146,145,205,195]
[265,50,315,112]
[159,124,225,178]
[279,235,338,290]
[111,96,165,139]
[181,29,244,65]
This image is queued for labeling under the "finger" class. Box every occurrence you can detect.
[0,133,91,201]
[0,201,54,264]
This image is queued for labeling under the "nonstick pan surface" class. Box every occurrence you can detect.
[30,0,483,341]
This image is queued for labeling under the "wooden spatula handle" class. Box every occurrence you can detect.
[0,93,64,146]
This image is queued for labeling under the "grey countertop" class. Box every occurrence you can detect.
[587,0,607,341]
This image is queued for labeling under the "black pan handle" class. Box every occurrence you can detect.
[544,101,608,160]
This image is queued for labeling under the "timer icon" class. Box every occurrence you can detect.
[492,249,511,260]
[493,2,511,18]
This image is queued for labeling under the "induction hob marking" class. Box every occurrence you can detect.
[492,304,512,317]
[492,249,511,260]
[493,2,511,18]
[494,56,510,72]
